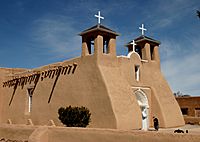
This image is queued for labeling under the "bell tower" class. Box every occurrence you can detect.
[79,11,119,58]
[126,24,160,62]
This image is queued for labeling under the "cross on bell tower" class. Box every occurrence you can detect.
[95,11,104,24]
[131,40,136,51]
[139,24,147,36]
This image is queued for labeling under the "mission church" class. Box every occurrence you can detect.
[0,11,184,130]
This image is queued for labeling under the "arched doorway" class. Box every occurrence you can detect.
[135,89,149,130]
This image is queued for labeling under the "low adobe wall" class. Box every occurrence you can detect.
[1,125,200,142]
[184,116,200,125]
[30,126,200,142]
[0,124,36,141]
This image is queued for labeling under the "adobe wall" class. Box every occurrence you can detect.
[176,97,200,116]
[35,126,200,142]
[0,124,36,141]
[142,61,184,127]
[184,116,200,125]
[0,47,184,129]
[1,55,140,129]
[0,68,27,123]
[1,125,200,142]
[97,55,141,129]
[176,97,200,124]
[29,56,116,128]
[118,52,184,128]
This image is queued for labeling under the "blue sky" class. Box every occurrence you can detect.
[0,0,200,96]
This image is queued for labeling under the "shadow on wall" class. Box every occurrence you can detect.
[0,138,28,142]
[2,63,78,105]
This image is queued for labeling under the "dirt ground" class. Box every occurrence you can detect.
[148,124,200,134]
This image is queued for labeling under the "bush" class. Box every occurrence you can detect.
[58,105,91,127]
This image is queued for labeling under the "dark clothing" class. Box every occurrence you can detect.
[153,118,159,131]
[174,129,184,133]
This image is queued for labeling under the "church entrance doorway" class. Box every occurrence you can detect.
[135,89,149,130]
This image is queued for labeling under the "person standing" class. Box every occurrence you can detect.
[153,117,159,131]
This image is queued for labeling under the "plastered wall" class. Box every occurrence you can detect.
[0,42,184,129]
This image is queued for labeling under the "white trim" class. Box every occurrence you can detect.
[134,89,149,130]
[135,89,149,107]
[141,60,148,63]
[28,95,32,113]
[27,87,34,113]
[132,86,151,90]
[117,55,129,58]
[126,51,141,59]
[127,51,135,58]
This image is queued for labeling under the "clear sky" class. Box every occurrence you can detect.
[0,0,200,96]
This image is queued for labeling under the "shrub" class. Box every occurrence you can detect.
[58,105,91,127]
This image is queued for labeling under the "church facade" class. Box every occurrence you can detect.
[0,19,184,130]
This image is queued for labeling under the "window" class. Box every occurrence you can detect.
[135,65,140,81]
[195,108,200,117]
[103,38,110,54]
[135,46,142,58]
[150,45,154,60]
[27,88,34,113]
[181,108,188,115]
[87,40,94,54]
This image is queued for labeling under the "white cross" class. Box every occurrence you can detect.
[95,11,104,24]
[139,24,147,35]
[131,40,136,52]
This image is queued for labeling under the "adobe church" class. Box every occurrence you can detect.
[0,11,184,130]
